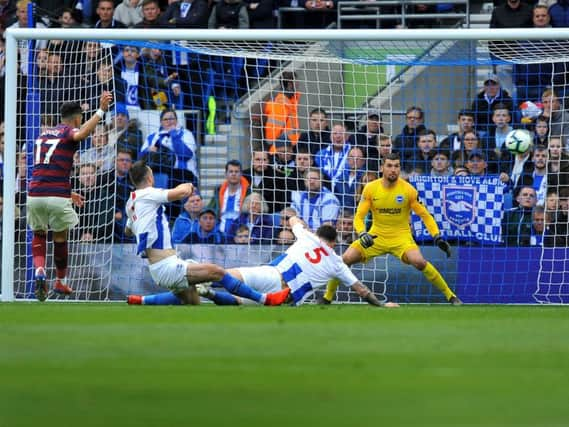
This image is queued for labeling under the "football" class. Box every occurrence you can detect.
[505,129,532,154]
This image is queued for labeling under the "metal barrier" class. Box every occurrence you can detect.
[336,0,470,29]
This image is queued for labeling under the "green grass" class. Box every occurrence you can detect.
[1,304,568,427]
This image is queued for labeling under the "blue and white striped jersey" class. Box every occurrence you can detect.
[271,224,359,305]
[126,187,173,257]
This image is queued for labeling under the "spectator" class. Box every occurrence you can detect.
[141,46,179,110]
[79,124,115,173]
[114,45,151,109]
[430,148,453,176]
[71,162,114,243]
[290,167,340,231]
[487,104,513,157]
[272,137,296,176]
[465,150,489,176]
[546,137,569,195]
[233,225,251,244]
[404,128,436,174]
[228,192,276,243]
[140,108,199,192]
[541,88,569,140]
[533,115,550,147]
[530,205,546,246]
[37,52,77,117]
[367,133,392,173]
[6,0,48,77]
[440,109,476,152]
[275,228,295,245]
[208,0,249,28]
[185,208,225,244]
[58,7,83,27]
[293,147,314,190]
[0,0,16,37]
[333,146,366,212]
[297,108,330,156]
[169,82,186,110]
[242,148,286,213]
[532,144,548,205]
[114,0,144,27]
[393,106,426,158]
[513,5,554,102]
[548,0,569,28]
[79,60,115,114]
[489,0,533,97]
[208,159,251,235]
[93,0,126,28]
[353,110,384,161]
[246,0,275,28]
[109,103,144,159]
[160,0,210,28]
[502,185,537,246]
[303,0,335,28]
[314,122,352,189]
[264,71,301,151]
[172,192,204,243]
[134,0,163,28]
[470,73,514,137]
[113,147,135,242]
[276,206,297,233]
[336,208,356,244]
[451,130,494,172]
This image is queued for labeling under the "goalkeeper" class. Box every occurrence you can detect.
[322,153,462,305]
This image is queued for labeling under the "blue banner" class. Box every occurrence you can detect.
[409,175,505,244]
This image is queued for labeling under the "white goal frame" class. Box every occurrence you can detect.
[3,27,569,302]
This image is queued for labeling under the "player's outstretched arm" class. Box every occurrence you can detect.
[73,91,113,142]
[352,282,399,307]
[167,183,194,202]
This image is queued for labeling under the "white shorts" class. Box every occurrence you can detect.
[148,255,189,292]
[27,196,79,232]
[237,265,282,294]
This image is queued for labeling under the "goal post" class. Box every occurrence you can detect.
[3,28,569,303]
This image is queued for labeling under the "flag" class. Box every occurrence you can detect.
[409,175,505,244]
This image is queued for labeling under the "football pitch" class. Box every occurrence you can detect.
[1,304,568,427]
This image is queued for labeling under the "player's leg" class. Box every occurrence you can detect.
[52,229,73,295]
[186,262,268,303]
[322,244,366,303]
[402,247,461,305]
[49,198,79,296]
[26,197,49,301]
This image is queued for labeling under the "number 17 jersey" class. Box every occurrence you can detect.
[29,124,78,198]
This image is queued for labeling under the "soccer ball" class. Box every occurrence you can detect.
[505,129,532,154]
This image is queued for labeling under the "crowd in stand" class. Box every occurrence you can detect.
[0,0,569,249]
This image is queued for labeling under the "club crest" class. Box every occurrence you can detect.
[442,185,476,228]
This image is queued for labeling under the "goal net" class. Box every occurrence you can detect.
[2,28,569,304]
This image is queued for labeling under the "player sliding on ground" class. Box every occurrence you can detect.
[321,152,462,305]
[28,92,113,301]
[128,215,399,307]
[124,160,289,306]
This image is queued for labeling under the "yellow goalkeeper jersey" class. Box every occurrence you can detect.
[354,177,440,239]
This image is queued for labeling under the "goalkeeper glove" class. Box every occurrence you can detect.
[358,232,376,249]
[434,234,451,258]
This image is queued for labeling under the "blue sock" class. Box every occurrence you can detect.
[214,273,263,303]
[210,290,240,305]
[143,292,182,305]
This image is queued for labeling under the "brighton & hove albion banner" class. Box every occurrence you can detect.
[408,175,505,244]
